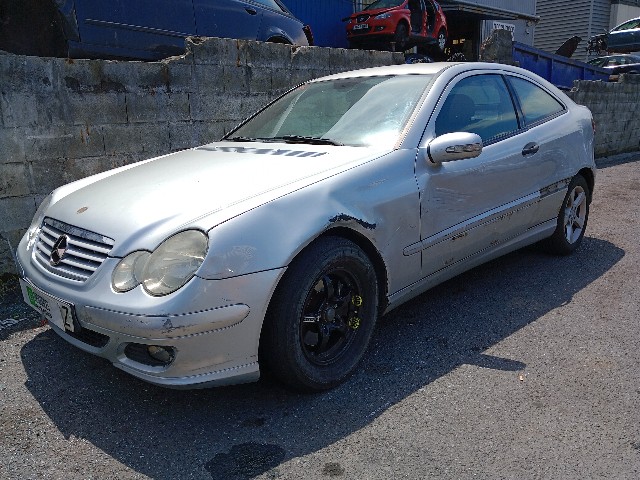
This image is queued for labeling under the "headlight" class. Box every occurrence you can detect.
[375,13,392,19]
[112,251,151,292]
[26,193,52,249]
[112,230,208,296]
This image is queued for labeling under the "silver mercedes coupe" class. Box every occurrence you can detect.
[17,62,596,391]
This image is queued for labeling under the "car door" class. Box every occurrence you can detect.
[74,0,196,59]
[414,72,555,276]
[193,0,263,40]
[503,73,572,226]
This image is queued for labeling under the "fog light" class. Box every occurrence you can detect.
[148,345,175,364]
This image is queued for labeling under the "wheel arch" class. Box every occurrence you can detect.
[578,167,595,202]
[396,18,411,33]
[317,227,389,313]
[262,225,390,327]
[266,36,292,44]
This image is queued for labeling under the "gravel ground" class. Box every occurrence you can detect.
[1,153,639,480]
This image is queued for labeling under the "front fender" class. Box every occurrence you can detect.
[260,21,308,45]
[198,149,422,297]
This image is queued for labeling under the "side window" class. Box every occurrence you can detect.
[434,74,519,144]
[508,77,565,126]
[251,0,285,12]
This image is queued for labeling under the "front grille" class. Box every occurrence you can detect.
[34,218,115,282]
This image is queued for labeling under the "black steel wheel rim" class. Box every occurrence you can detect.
[299,267,364,366]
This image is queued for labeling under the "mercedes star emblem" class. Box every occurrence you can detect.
[50,235,69,266]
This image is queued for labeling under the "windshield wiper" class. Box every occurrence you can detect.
[227,136,258,142]
[273,135,344,146]
[229,135,344,146]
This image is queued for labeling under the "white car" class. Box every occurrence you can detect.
[17,62,596,391]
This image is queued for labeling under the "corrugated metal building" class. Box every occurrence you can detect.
[610,0,640,28]
[534,0,611,61]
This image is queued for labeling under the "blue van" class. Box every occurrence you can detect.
[0,0,313,60]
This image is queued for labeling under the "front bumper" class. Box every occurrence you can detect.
[347,21,394,40]
[17,234,284,388]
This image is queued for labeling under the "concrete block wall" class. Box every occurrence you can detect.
[0,37,403,274]
[567,75,640,158]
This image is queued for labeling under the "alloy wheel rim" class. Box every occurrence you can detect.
[563,185,587,244]
[300,268,363,366]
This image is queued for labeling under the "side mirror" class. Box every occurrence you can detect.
[424,132,483,165]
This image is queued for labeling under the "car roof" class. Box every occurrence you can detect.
[310,62,545,83]
[592,53,640,59]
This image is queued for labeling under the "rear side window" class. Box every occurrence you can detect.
[509,77,565,126]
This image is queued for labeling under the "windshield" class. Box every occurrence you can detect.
[365,0,405,10]
[587,57,606,66]
[230,74,432,148]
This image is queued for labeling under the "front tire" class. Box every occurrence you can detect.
[260,237,379,391]
[393,23,409,52]
[542,174,590,254]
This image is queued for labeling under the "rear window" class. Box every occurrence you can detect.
[509,77,565,126]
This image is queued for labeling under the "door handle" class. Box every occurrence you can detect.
[245,7,258,15]
[522,142,539,156]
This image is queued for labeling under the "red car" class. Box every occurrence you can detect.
[345,0,447,53]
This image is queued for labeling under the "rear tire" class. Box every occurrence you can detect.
[542,174,590,255]
[260,237,379,392]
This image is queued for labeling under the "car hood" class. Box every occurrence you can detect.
[351,7,397,18]
[45,142,388,256]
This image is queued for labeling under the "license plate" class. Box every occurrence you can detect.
[353,23,369,31]
[20,279,76,332]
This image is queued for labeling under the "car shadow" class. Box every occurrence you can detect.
[595,153,640,169]
[20,236,623,479]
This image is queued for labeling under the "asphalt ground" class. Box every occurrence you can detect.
[1,153,639,479]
